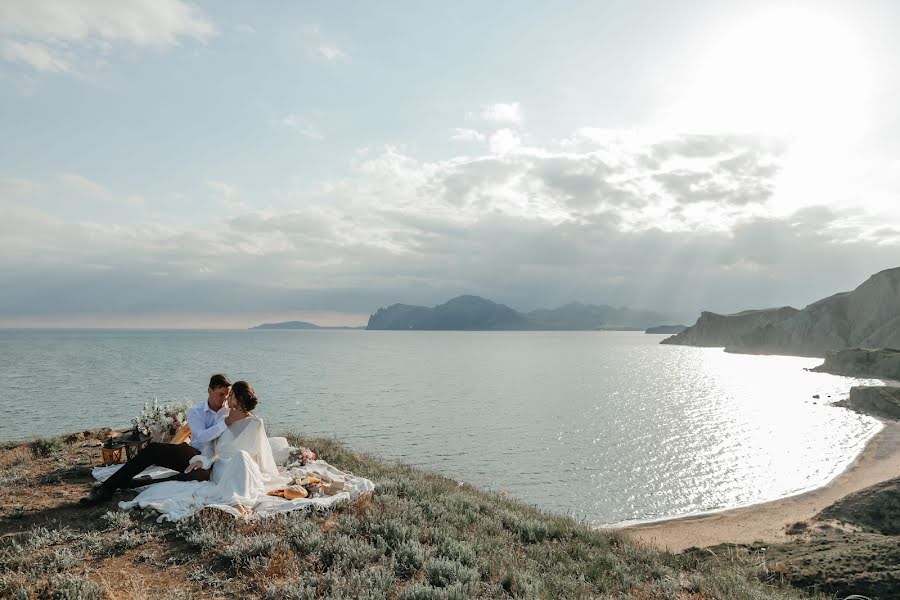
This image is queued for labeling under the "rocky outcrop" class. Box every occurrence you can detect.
[833,386,900,421]
[645,325,687,334]
[664,267,900,356]
[810,348,900,381]
[660,307,798,347]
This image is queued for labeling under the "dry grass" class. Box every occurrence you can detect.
[0,432,828,599]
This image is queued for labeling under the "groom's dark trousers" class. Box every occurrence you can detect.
[100,442,211,492]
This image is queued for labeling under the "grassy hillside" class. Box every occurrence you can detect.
[0,431,826,599]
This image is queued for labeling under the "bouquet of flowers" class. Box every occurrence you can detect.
[287,447,317,467]
[131,398,193,442]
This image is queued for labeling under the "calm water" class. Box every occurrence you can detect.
[0,329,882,525]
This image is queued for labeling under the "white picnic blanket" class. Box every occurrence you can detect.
[92,438,374,521]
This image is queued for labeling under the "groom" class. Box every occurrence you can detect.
[80,373,236,504]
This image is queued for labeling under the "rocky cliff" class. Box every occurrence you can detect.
[663,267,900,356]
[833,385,900,420]
[659,307,798,347]
[810,347,900,381]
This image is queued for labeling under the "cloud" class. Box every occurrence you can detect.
[233,24,255,35]
[1,39,73,73]
[0,129,895,325]
[450,128,485,143]
[0,176,46,196]
[488,129,522,155]
[317,44,345,60]
[206,180,244,210]
[280,114,324,140]
[59,172,144,208]
[477,102,523,124]
[0,0,215,73]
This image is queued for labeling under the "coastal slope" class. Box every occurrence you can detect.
[662,266,900,357]
[0,431,818,599]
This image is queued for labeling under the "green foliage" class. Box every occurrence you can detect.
[423,557,479,588]
[221,533,282,569]
[29,436,65,457]
[392,539,425,578]
[38,574,103,600]
[100,510,132,530]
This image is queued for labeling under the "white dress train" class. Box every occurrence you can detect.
[120,416,291,521]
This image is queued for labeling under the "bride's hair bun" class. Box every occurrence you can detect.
[232,380,258,411]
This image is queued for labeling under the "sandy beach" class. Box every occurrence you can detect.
[621,420,900,552]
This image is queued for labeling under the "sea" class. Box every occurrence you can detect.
[0,329,884,526]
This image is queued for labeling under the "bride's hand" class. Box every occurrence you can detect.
[184,462,200,473]
[225,408,247,426]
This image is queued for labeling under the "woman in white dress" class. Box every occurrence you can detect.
[120,381,291,520]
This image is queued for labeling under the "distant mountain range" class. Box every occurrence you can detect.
[662,266,900,357]
[250,321,365,330]
[366,295,672,331]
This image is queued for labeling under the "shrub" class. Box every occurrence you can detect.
[21,526,74,551]
[285,517,322,554]
[423,557,479,588]
[319,534,381,571]
[397,583,440,600]
[264,581,318,600]
[103,530,147,556]
[393,539,425,578]
[48,547,81,571]
[366,515,419,550]
[100,510,132,530]
[39,574,103,600]
[435,538,477,567]
[76,532,104,555]
[347,565,396,599]
[221,533,282,569]
[29,436,65,457]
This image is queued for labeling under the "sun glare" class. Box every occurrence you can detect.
[674,5,875,140]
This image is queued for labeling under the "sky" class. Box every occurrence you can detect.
[1,0,899,328]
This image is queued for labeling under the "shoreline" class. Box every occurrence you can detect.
[619,418,900,552]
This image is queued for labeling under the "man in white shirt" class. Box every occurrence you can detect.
[81,373,234,504]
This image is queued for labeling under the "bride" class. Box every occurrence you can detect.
[120,381,291,520]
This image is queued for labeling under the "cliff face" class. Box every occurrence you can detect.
[660,307,798,347]
[810,348,900,381]
[664,267,900,357]
[834,385,900,421]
